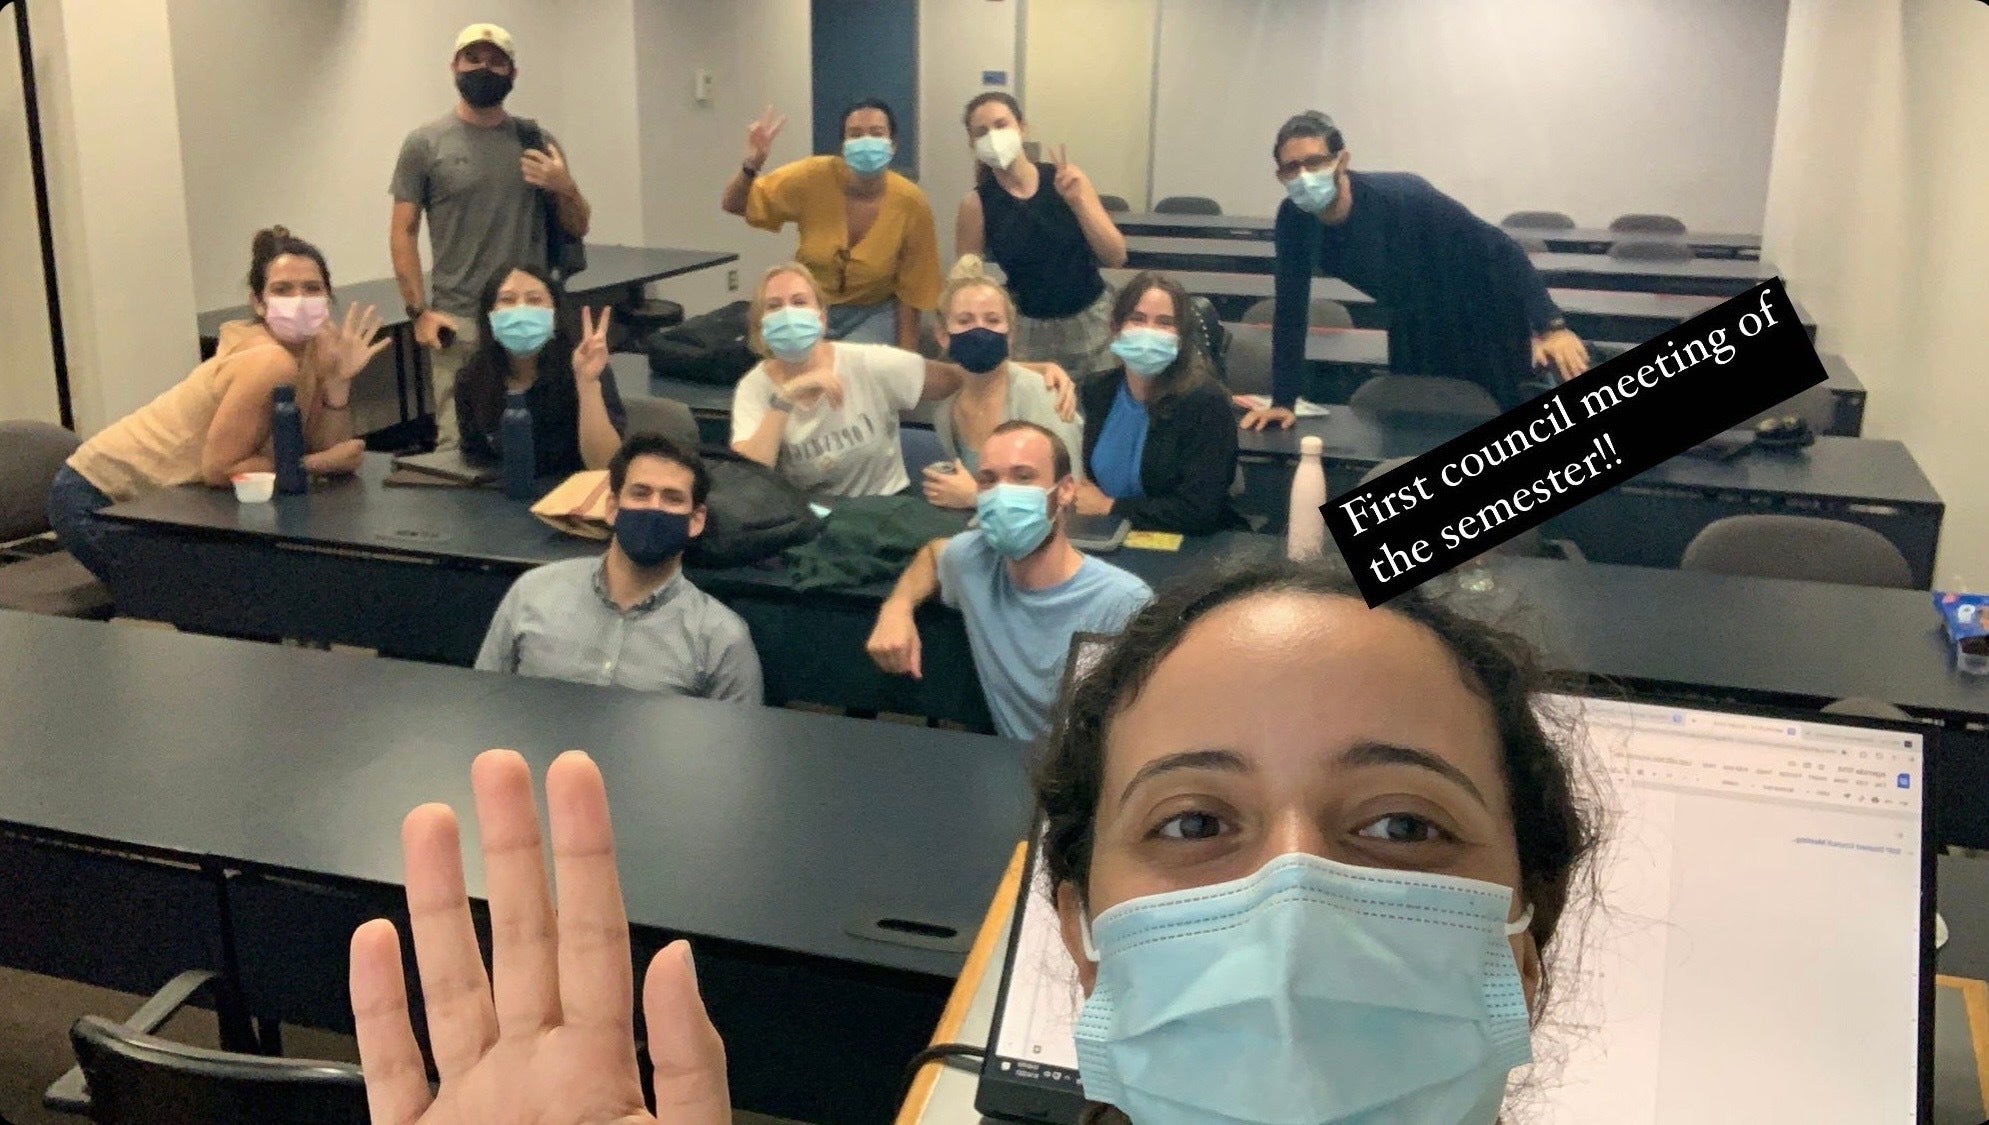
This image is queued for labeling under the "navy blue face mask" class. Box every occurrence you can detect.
[946,326,1010,375]
[614,507,693,568]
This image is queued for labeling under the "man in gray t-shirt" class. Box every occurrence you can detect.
[389,23,590,449]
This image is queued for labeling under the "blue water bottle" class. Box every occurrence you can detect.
[501,390,536,500]
[271,384,306,495]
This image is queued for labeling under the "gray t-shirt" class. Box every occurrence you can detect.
[932,361,1086,481]
[390,114,561,317]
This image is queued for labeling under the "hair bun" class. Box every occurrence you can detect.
[948,254,987,281]
[251,225,291,258]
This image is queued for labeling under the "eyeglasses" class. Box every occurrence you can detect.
[1275,153,1338,182]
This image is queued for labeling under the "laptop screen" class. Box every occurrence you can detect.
[975,689,1933,1123]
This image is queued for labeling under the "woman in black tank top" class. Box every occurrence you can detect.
[955,93,1127,378]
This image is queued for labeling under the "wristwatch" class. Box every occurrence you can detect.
[769,392,794,413]
[741,162,762,179]
[405,303,427,321]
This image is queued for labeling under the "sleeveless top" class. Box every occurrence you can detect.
[976,162,1106,320]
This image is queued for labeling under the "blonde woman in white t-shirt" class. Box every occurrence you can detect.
[729,263,1076,497]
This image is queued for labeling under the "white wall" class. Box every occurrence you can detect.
[919,0,1021,268]
[1147,0,1788,230]
[1764,0,1989,583]
[633,0,811,316]
[0,2,60,424]
[1020,0,1153,214]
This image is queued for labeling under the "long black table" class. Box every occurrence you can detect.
[1123,235,1776,297]
[1113,211,1764,259]
[198,245,738,429]
[0,609,1030,1123]
[1102,268,1818,345]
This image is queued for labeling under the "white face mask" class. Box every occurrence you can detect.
[974,126,1024,171]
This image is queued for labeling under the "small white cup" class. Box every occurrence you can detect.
[232,471,276,503]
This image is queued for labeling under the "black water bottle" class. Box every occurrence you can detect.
[272,385,306,495]
[501,390,536,501]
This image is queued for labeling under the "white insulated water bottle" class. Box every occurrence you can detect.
[1287,435,1328,561]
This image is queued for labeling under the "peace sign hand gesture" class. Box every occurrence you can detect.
[1049,145,1092,204]
[574,306,612,386]
[744,106,787,172]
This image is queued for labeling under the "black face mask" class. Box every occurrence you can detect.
[946,327,1010,375]
[455,68,514,109]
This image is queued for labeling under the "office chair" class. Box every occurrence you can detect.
[1608,213,1688,235]
[1098,194,1130,213]
[901,425,952,480]
[0,420,113,619]
[45,971,368,1124]
[1186,295,1229,377]
[1222,330,1273,396]
[1355,457,1584,562]
[1679,515,1915,589]
[1501,210,1576,230]
[1609,238,1695,261]
[1238,298,1354,329]
[1348,374,1501,418]
[620,394,701,448]
[1153,195,1222,215]
[1511,234,1550,253]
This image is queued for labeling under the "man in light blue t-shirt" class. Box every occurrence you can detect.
[867,421,1152,741]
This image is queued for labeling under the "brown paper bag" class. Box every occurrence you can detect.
[529,470,614,540]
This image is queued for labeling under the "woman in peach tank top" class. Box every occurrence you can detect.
[48,226,389,585]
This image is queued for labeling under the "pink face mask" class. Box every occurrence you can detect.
[263,295,330,344]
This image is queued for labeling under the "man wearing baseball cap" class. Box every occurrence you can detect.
[389,23,591,450]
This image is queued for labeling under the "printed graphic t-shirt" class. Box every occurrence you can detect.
[730,342,926,496]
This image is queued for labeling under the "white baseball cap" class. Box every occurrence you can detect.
[453,23,516,64]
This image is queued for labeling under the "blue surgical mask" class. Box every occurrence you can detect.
[842,135,893,176]
[488,305,556,356]
[1075,852,1535,1125]
[760,305,824,363]
[1109,327,1179,379]
[946,326,1009,375]
[1286,166,1339,214]
[614,507,693,569]
[975,482,1056,560]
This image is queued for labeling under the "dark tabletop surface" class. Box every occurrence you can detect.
[197,245,738,339]
[1113,212,1763,251]
[0,609,1032,977]
[1124,236,1775,282]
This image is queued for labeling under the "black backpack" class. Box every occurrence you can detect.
[684,447,822,568]
[513,117,587,282]
[644,301,759,387]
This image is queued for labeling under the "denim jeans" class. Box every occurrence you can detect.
[826,299,900,345]
[45,464,125,585]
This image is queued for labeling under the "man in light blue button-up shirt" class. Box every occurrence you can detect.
[476,435,763,703]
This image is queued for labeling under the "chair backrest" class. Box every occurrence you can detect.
[1679,514,1914,589]
[1511,234,1549,253]
[1608,213,1688,235]
[1222,329,1273,396]
[1741,383,1837,434]
[67,1016,369,1124]
[1821,697,1912,721]
[1240,297,1276,325]
[1153,195,1222,216]
[620,395,700,448]
[1608,238,1694,262]
[1306,299,1354,329]
[1098,194,1130,213]
[1186,295,1228,376]
[900,425,951,479]
[1501,210,1576,230]
[0,420,81,542]
[1349,374,1501,418]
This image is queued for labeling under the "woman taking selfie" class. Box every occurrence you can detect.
[345,558,1597,1124]
[955,92,1125,377]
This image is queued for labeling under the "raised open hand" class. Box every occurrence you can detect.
[744,106,787,171]
[574,305,613,385]
[348,749,730,1125]
[319,303,390,403]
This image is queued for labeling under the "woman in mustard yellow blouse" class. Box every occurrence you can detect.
[719,99,941,351]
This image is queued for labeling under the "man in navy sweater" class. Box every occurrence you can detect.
[1240,112,1591,431]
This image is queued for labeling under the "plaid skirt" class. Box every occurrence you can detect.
[1012,285,1116,376]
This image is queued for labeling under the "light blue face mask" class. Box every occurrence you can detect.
[1286,166,1339,214]
[975,482,1057,560]
[1109,328,1179,380]
[760,305,824,363]
[488,305,556,356]
[842,135,893,176]
[1075,851,1535,1125]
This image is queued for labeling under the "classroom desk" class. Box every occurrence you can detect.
[897,849,1989,1124]
[1101,268,1818,345]
[0,609,1031,1124]
[1122,235,1775,297]
[196,245,738,427]
[1112,211,1764,259]
[1219,324,1867,436]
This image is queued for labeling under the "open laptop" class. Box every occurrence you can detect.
[975,685,1936,1123]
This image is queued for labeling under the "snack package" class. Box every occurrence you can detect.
[1932,591,1989,675]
